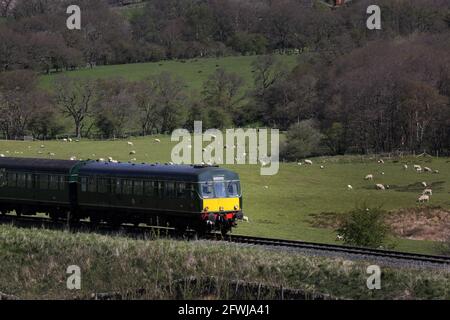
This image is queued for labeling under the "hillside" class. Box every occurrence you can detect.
[39,55,299,91]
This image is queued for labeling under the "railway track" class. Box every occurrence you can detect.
[213,234,450,266]
[1,214,450,267]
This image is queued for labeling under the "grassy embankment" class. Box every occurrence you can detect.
[1,224,449,299]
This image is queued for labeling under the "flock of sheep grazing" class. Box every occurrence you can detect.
[2,138,164,165]
[362,160,439,204]
[299,157,441,205]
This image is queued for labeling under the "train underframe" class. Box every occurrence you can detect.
[0,201,241,236]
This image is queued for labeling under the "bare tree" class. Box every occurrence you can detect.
[0,0,15,17]
[251,55,287,98]
[54,77,95,138]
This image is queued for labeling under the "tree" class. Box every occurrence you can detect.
[281,120,323,161]
[135,72,187,134]
[0,0,15,17]
[202,68,244,128]
[337,205,390,248]
[54,76,96,138]
[94,78,136,138]
[0,27,24,71]
[324,122,346,155]
[0,70,45,139]
[251,55,286,98]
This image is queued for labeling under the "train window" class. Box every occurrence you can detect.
[176,182,185,198]
[113,179,121,194]
[214,182,227,198]
[157,181,164,198]
[200,182,214,199]
[165,182,175,198]
[88,177,96,193]
[0,169,6,187]
[134,180,143,196]
[17,173,26,188]
[39,174,48,189]
[185,183,195,199]
[7,172,17,187]
[123,180,132,195]
[81,177,88,192]
[49,175,59,190]
[227,182,240,197]
[58,176,65,190]
[144,181,154,197]
[98,178,108,193]
[27,174,33,189]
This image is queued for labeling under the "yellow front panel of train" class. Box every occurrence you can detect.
[203,198,240,212]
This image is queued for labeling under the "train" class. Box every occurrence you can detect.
[0,157,244,235]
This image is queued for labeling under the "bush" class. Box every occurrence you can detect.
[337,205,390,248]
[281,119,324,160]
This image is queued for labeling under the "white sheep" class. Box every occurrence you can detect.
[434,170,440,174]
[376,184,385,190]
[336,235,344,241]
[403,164,408,170]
[417,194,430,203]
[243,216,249,222]
[424,167,432,172]
[0,154,4,157]
[320,165,325,169]
[421,182,427,188]
[304,159,313,165]
[378,159,385,164]
[129,150,136,155]
[68,138,73,142]
[70,156,77,161]
[347,185,353,190]
[63,138,68,142]
[154,138,161,143]
[422,189,433,196]
[365,174,374,180]
[98,158,105,162]
[49,152,55,156]
[127,141,134,146]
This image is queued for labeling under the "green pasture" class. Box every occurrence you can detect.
[1,137,449,254]
[39,55,298,91]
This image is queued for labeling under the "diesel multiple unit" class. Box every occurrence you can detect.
[0,158,243,234]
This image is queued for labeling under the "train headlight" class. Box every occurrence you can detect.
[219,206,224,211]
[234,205,239,210]
[204,207,209,212]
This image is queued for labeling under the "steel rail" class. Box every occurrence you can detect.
[215,234,450,265]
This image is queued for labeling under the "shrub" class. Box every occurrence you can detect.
[337,205,390,248]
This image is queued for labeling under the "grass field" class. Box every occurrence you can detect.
[1,224,449,299]
[39,55,299,91]
[1,137,449,255]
